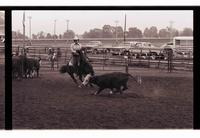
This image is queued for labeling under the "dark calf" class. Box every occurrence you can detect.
[25,57,41,78]
[12,56,41,79]
[82,72,142,95]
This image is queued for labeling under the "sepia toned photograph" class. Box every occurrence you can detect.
[12,10,193,129]
[0,10,5,129]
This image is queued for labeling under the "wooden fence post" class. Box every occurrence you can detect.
[65,48,67,63]
[102,49,105,71]
[34,48,36,59]
[169,51,173,72]
[124,53,129,73]
[158,50,161,69]
[167,50,173,72]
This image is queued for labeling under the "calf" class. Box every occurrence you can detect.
[25,57,41,78]
[82,72,142,95]
[12,57,23,78]
[12,56,41,79]
[12,55,27,79]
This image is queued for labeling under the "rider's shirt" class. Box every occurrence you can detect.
[70,43,82,54]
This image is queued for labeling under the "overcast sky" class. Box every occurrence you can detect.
[12,10,193,36]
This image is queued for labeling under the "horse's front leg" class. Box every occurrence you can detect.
[78,75,83,82]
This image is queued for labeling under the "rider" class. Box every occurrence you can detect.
[70,36,82,70]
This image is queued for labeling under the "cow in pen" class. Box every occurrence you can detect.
[81,72,142,95]
[12,55,41,79]
[25,57,41,78]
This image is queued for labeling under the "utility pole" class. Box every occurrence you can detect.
[124,14,127,44]
[22,11,26,49]
[28,16,32,44]
[22,11,26,77]
[123,14,128,73]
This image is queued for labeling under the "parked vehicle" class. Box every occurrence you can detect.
[155,53,166,60]
[82,41,103,53]
[92,48,107,54]
[147,51,159,60]
[135,53,148,59]
[87,41,102,47]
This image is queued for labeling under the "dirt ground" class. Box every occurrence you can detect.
[12,68,193,129]
[0,64,5,129]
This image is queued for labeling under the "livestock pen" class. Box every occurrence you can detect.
[12,44,193,73]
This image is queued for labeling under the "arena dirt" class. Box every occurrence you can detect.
[12,69,193,129]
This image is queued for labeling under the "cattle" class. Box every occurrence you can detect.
[12,56,24,78]
[25,57,41,78]
[82,72,142,95]
[12,55,41,79]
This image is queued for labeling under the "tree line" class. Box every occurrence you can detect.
[12,24,193,39]
[12,30,75,40]
[0,13,4,33]
[83,25,193,38]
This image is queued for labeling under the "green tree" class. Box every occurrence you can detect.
[83,28,102,38]
[143,28,150,37]
[0,12,4,25]
[180,28,193,36]
[128,27,142,38]
[158,28,169,37]
[63,30,75,39]
[112,26,124,38]
[143,26,158,37]
[102,25,113,38]
[37,31,45,39]
[46,33,52,39]
[12,30,28,39]
[149,26,158,37]
[32,34,38,39]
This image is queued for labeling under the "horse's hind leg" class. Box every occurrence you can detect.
[89,83,93,87]
[69,74,78,84]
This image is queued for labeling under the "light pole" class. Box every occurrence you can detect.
[66,20,69,32]
[169,21,174,41]
[66,20,69,45]
[115,20,119,45]
[124,14,127,45]
[22,11,26,48]
[54,19,57,45]
[28,16,32,43]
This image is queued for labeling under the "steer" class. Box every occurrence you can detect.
[82,72,142,95]
[12,55,27,79]
[12,56,41,79]
[25,57,41,78]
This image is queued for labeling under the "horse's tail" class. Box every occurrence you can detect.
[128,73,142,85]
[59,65,68,73]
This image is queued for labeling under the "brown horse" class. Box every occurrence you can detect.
[59,50,94,85]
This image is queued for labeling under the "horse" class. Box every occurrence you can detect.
[59,50,94,86]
